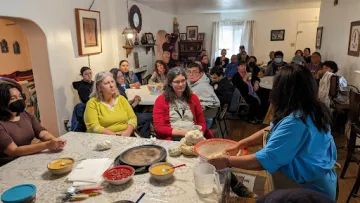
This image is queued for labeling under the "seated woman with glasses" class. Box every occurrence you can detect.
[149,60,168,84]
[84,71,137,136]
[119,60,141,89]
[153,67,214,141]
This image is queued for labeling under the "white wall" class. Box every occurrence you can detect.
[318,0,360,88]
[176,8,320,63]
[0,0,173,135]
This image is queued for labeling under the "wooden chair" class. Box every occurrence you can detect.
[341,89,360,178]
[344,124,360,203]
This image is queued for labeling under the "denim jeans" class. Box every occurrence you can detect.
[206,119,214,128]
[136,112,153,138]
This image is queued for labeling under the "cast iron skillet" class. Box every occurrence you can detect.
[114,145,167,173]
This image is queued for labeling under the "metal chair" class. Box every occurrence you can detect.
[215,105,229,138]
[141,74,152,85]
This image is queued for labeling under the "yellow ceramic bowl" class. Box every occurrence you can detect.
[47,158,74,175]
[149,162,174,181]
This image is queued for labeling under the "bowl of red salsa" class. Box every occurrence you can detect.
[103,165,135,185]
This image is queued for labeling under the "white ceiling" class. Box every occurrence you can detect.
[133,0,321,14]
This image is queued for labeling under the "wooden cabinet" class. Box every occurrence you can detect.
[178,40,203,65]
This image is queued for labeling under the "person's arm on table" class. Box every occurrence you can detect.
[129,74,141,88]
[84,99,116,135]
[4,141,61,157]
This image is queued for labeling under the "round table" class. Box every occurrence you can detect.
[125,85,160,105]
[260,76,274,89]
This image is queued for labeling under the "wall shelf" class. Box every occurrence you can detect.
[122,44,155,58]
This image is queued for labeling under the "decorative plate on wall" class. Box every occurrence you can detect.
[129,5,142,33]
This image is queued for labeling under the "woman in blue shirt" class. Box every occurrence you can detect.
[119,60,141,89]
[209,64,337,200]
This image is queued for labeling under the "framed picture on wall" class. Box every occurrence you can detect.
[145,33,155,44]
[270,29,285,41]
[198,33,205,41]
[186,26,198,40]
[75,8,102,56]
[179,33,187,41]
[316,27,323,49]
[348,21,360,57]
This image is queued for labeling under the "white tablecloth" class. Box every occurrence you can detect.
[259,76,274,90]
[0,133,220,203]
[126,85,160,105]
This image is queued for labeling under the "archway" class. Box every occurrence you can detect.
[155,30,167,60]
[0,16,59,136]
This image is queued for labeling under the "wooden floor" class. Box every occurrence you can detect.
[225,119,359,203]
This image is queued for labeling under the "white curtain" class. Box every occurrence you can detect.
[211,21,244,63]
[210,22,220,64]
[241,20,255,56]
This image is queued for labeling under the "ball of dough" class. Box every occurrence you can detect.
[168,146,182,157]
[180,145,196,156]
[185,130,205,145]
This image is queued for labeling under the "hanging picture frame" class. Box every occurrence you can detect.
[270,30,285,41]
[1,39,9,53]
[316,27,323,49]
[186,26,198,40]
[348,21,360,57]
[13,41,21,54]
[75,8,102,56]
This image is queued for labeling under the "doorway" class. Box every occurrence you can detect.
[0,16,59,136]
[296,21,318,52]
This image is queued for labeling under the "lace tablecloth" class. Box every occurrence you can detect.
[0,132,220,203]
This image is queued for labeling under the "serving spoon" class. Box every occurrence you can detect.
[162,164,186,172]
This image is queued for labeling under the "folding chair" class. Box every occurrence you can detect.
[216,104,229,138]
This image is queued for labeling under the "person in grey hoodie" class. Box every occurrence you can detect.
[187,63,220,128]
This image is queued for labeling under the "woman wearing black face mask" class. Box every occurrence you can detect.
[0,82,66,166]
[247,56,261,88]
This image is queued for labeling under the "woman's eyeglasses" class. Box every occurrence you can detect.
[172,79,187,85]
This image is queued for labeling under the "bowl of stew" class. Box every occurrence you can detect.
[103,165,135,185]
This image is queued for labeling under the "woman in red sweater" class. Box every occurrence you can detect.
[153,67,214,140]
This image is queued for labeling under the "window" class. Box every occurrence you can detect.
[218,22,243,57]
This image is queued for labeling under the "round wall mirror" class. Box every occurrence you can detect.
[129,5,142,33]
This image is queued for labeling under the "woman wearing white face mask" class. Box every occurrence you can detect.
[0,81,66,166]
[264,51,287,76]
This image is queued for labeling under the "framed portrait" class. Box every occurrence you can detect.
[145,33,155,44]
[348,21,360,57]
[75,8,102,56]
[198,32,205,41]
[270,29,285,41]
[186,26,198,40]
[179,33,187,41]
[316,27,323,49]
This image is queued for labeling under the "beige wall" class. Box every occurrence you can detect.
[0,19,31,74]
[176,8,320,63]
[318,0,360,88]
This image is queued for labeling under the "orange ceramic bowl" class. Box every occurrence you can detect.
[194,139,248,162]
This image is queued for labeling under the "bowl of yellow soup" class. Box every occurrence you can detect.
[149,162,174,181]
[47,158,74,175]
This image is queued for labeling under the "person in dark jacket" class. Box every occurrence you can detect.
[247,56,261,86]
[215,49,229,68]
[232,61,262,123]
[210,66,234,107]
[72,66,93,103]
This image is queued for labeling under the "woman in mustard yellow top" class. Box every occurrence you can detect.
[84,71,137,136]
